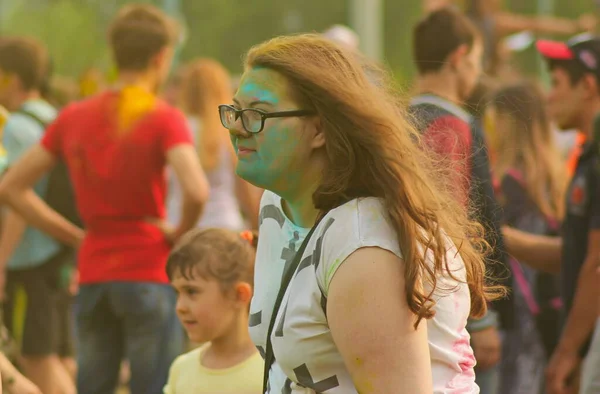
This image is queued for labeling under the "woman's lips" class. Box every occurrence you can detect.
[237,147,256,156]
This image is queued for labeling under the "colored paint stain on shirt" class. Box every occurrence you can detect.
[116,86,157,134]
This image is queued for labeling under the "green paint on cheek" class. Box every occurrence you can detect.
[234,123,303,192]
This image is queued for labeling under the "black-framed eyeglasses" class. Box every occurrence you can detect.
[218,104,315,134]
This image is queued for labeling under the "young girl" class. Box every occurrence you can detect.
[164,228,263,394]
[221,34,503,393]
[488,82,568,394]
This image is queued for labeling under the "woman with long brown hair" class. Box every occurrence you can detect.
[220,34,502,393]
[488,82,568,394]
[167,58,260,231]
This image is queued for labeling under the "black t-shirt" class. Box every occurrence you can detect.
[561,142,600,355]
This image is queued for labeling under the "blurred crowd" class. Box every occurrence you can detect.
[0,1,599,394]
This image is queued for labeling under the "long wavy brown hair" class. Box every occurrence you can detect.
[245,34,505,326]
[179,58,232,171]
[490,82,568,220]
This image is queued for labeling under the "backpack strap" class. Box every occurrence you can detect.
[262,214,327,393]
[503,167,562,314]
[14,108,49,130]
[508,257,541,316]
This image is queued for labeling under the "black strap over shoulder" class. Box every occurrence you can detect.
[262,214,325,393]
[15,108,49,129]
[14,107,83,229]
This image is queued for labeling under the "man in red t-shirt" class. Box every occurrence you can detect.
[0,5,209,394]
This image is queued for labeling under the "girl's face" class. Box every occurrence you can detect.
[172,269,241,344]
[228,67,321,195]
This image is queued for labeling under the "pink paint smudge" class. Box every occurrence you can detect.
[446,335,476,392]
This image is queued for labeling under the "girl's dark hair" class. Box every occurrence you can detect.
[166,228,258,291]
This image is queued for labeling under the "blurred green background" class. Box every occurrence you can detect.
[0,0,595,83]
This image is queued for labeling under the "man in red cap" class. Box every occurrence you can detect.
[504,33,600,394]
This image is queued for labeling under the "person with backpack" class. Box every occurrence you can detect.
[0,5,210,394]
[0,37,76,394]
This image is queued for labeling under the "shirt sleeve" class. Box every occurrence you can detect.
[3,116,43,166]
[162,354,182,394]
[40,106,71,159]
[316,199,402,295]
[159,107,194,153]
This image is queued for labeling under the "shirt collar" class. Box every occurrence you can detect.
[410,94,472,124]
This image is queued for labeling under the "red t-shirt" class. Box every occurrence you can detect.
[41,91,193,284]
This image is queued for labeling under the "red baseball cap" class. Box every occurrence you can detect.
[537,34,600,74]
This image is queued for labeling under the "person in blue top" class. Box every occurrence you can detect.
[0,37,75,394]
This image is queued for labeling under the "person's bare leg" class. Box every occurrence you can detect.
[19,355,76,394]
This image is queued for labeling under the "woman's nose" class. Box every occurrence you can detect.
[228,117,250,138]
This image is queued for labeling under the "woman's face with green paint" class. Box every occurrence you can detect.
[229,67,319,193]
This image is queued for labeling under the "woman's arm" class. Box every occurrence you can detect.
[495,12,594,37]
[166,145,209,240]
[502,226,562,274]
[327,247,432,393]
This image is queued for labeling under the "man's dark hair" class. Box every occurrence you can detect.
[0,37,48,91]
[547,58,594,86]
[413,7,481,74]
[108,4,179,72]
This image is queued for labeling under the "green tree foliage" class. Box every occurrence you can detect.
[0,0,595,81]
[1,0,109,76]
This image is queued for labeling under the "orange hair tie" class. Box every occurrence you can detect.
[240,231,254,244]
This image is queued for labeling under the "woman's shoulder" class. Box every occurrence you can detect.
[314,198,402,294]
[325,197,392,233]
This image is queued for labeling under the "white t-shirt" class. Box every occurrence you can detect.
[250,191,479,393]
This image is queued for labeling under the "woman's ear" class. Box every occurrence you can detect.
[310,117,325,149]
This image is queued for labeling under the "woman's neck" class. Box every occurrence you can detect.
[281,195,320,229]
[280,175,322,229]
[202,313,256,370]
